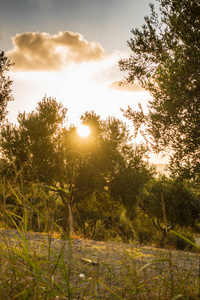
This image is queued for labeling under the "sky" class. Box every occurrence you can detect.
[0,0,167,164]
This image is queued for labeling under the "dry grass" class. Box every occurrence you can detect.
[0,229,199,299]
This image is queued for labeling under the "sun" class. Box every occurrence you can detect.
[77,125,91,137]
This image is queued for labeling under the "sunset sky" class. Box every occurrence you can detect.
[0,0,167,164]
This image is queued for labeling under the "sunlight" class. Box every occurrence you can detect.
[77,125,91,137]
[9,55,151,142]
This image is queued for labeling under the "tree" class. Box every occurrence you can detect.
[1,105,154,237]
[119,0,200,182]
[1,96,67,184]
[110,144,154,220]
[71,112,154,239]
[0,96,71,231]
[0,51,13,123]
[138,177,200,247]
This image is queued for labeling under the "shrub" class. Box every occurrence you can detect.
[166,229,196,250]
[133,209,160,245]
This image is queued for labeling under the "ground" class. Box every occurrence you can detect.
[0,229,199,299]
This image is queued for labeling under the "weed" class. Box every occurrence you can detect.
[0,186,200,299]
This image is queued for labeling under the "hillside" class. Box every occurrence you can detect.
[0,229,199,299]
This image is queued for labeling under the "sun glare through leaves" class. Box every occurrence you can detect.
[77,124,91,137]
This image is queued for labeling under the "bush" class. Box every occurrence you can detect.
[133,209,160,245]
[166,229,196,250]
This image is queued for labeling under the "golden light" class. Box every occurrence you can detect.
[77,125,91,137]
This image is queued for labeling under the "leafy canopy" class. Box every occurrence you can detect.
[119,0,200,182]
[0,103,154,233]
[0,96,67,184]
[0,51,13,123]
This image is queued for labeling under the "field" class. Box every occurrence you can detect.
[0,229,199,299]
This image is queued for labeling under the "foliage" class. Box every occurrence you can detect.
[2,94,199,247]
[0,103,153,234]
[0,207,200,299]
[0,96,67,184]
[132,208,160,245]
[0,96,72,231]
[72,112,154,240]
[109,144,155,220]
[119,0,200,182]
[0,51,14,123]
[138,176,200,246]
[166,229,195,250]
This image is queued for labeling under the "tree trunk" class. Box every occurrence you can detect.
[159,227,167,248]
[68,203,74,234]
[59,190,74,236]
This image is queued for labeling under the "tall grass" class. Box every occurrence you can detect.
[0,184,200,299]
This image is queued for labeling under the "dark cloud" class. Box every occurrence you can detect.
[6,31,105,71]
[109,80,145,92]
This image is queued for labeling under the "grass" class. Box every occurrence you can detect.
[0,227,200,299]
[0,183,199,299]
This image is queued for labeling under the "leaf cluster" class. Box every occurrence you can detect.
[119,0,200,182]
[0,51,14,123]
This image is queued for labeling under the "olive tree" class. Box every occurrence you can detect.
[0,51,13,123]
[119,0,200,182]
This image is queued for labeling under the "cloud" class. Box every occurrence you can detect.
[6,31,105,71]
[109,80,145,92]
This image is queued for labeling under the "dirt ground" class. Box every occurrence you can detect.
[0,229,200,299]
[1,229,199,274]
